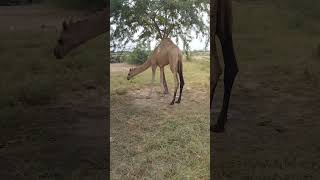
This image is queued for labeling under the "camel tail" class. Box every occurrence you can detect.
[178,55,184,87]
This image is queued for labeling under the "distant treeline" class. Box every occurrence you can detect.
[111,49,209,64]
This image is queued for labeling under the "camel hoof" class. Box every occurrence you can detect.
[169,102,174,105]
[175,100,181,104]
[211,124,225,133]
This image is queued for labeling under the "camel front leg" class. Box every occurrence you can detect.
[160,67,169,95]
[147,65,157,98]
[170,73,179,105]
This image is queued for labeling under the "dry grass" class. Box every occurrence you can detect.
[110,58,210,179]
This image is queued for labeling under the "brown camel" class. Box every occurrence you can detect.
[53,8,107,59]
[210,0,239,133]
[53,8,184,105]
[127,38,185,105]
[53,2,237,131]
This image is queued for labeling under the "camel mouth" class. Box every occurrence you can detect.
[127,76,130,80]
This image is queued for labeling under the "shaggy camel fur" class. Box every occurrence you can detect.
[127,38,185,105]
[210,0,239,133]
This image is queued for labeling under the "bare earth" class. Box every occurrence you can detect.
[110,62,210,179]
[0,5,107,180]
[213,62,320,179]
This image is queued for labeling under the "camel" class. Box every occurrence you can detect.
[210,0,239,133]
[53,8,108,59]
[127,38,184,105]
[53,1,237,131]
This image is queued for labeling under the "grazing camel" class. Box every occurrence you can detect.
[53,8,184,105]
[53,9,108,59]
[210,0,238,133]
[127,38,185,105]
[53,2,237,131]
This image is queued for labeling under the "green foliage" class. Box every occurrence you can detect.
[127,45,150,65]
[111,0,209,54]
[49,0,106,10]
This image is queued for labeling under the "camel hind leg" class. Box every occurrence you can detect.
[213,31,238,132]
[175,60,184,103]
[169,59,179,105]
[163,71,169,94]
[160,67,169,94]
[147,65,157,98]
[170,72,179,105]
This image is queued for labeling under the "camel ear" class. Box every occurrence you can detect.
[62,21,68,31]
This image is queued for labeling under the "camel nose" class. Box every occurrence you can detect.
[127,77,130,80]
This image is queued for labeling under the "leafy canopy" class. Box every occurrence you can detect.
[110,0,209,53]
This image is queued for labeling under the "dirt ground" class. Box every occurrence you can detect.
[1,2,320,180]
[212,62,320,179]
[212,2,320,178]
[0,5,107,180]
[110,62,210,179]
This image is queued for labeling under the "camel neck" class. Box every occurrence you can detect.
[132,58,151,77]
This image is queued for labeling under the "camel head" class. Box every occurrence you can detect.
[54,9,108,59]
[127,68,137,80]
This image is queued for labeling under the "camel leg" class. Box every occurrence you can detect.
[212,33,238,133]
[160,67,169,95]
[170,72,179,105]
[176,62,184,103]
[147,65,157,98]
[163,69,169,94]
[210,36,223,129]
[210,35,223,107]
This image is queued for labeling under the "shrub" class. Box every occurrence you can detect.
[127,46,150,65]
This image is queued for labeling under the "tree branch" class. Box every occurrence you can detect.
[145,12,163,39]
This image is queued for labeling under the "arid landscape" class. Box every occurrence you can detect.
[213,1,320,179]
[0,0,320,179]
[110,58,210,179]
[0,4,107,179]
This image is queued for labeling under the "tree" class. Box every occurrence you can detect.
[110,0,209,57]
